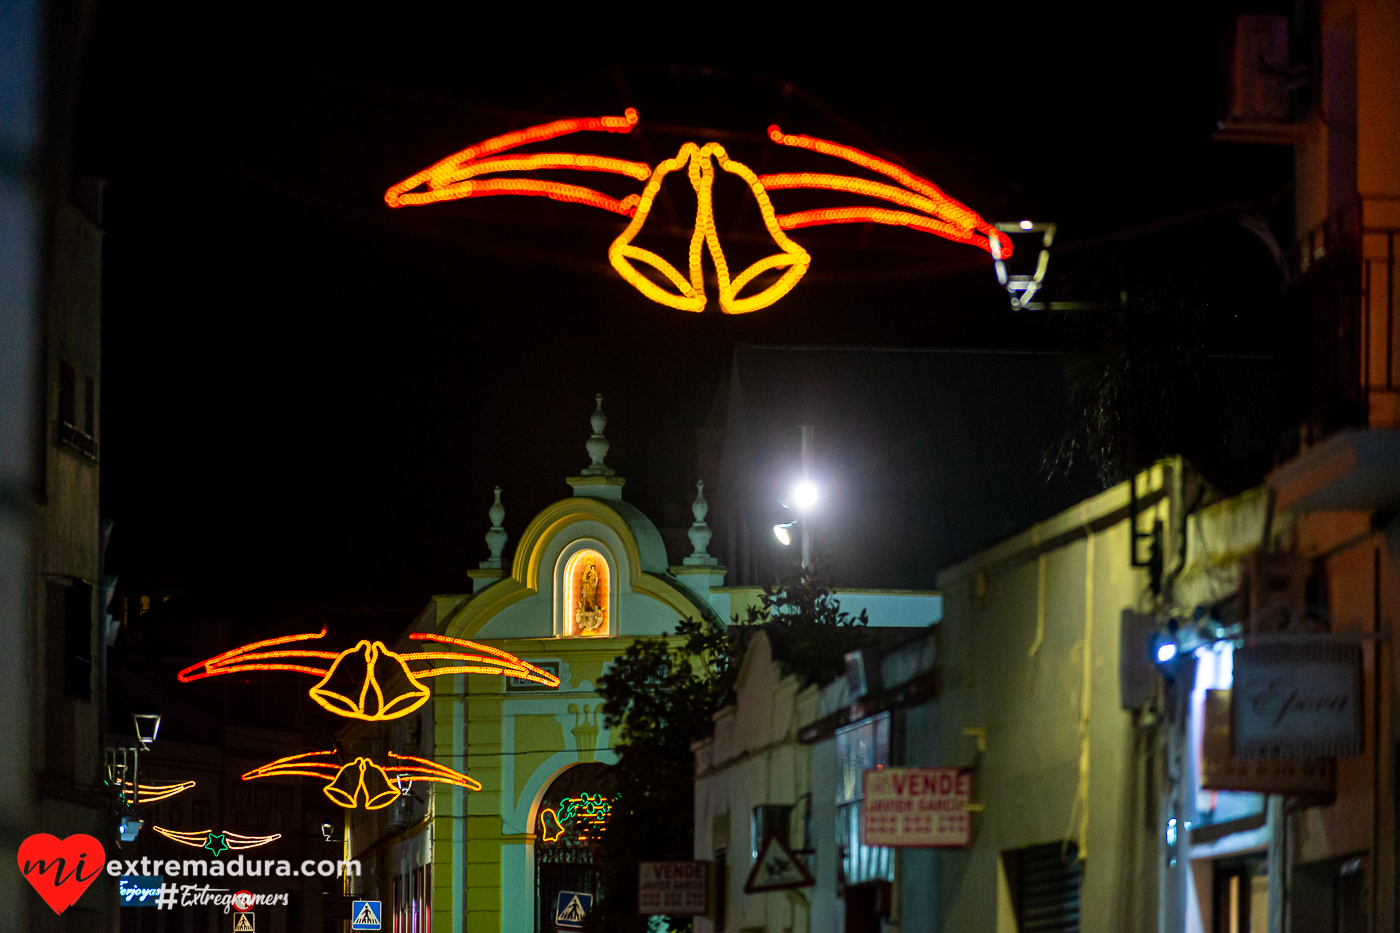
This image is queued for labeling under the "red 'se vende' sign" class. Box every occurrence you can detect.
[862,767,972,848]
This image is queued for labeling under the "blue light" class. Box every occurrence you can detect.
[1156,642,1178,664]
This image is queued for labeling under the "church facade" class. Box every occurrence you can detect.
[422,396,731,932]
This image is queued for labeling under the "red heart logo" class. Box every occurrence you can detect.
[17,834,105,915]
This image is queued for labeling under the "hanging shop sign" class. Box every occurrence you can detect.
[638,861,709,916]
[1233,642,1363,759]
[383,111,1011,315]
[862,767,972,848]
[1201,690,1336,795]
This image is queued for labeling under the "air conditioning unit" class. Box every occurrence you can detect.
[1227,15,1291,124]
[1241,551,1308,634]
[1119,610,1158,711]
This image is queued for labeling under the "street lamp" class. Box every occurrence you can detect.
[773,426,819,568]
[133,713,162,750]
[792,481,817,511]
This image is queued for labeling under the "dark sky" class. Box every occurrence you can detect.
[82,8,1294,611]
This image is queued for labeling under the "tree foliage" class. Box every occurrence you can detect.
[583,566,868,932]
[1043,251,1231,488]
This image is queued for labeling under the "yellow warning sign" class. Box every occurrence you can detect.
[233,913,255,932]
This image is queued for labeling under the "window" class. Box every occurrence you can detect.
[563,549,610,637]
[84,375,95,435]
[58,362,76,427]
[394,863,431,933]
[63,581,92,699]
[713,848,727,932]
[836,713,893,886]
[54,361,97,460]
[1213,854,1268,933]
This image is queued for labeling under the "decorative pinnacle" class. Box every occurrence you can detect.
[481,486,507,569]
[684,480,718,566]
[580,393,615,476]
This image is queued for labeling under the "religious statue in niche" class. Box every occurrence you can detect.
[567,550,609,636]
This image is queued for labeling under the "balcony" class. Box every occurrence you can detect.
[1288,195,1400,440]
[55,421,98,461]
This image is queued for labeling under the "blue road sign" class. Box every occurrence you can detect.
[118,876,164,906]
[350,900,383,930]
[554,890,593,930]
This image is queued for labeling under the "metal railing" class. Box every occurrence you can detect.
[1287,195,1400,438]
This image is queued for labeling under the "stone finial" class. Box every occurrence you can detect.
[580,393,615,476]
[684,480,718,566]
[568,703,600,762]
[481,486,507,569]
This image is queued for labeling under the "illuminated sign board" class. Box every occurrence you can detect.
[861,767,971,847]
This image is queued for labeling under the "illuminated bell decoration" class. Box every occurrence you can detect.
[608,141,810,315]
[326,759,399,810]
[310,641,430,720]
[242,750,482,811]
[178,628,560,722]
[384,111,1011,314]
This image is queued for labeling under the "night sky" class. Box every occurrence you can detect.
[81,8,1294,616]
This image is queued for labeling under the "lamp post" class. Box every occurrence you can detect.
[773,426,817,569]
[797,425,814,569]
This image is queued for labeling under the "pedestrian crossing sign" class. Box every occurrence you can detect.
[232,913,254,932]
[351,900,382,930]
[554,890,593,929]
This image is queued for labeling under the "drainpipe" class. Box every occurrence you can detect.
[1162,652,1197,933]
[800,426,813,570]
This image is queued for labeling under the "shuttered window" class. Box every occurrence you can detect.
[1005,841,1081,933]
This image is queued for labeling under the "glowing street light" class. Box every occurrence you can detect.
[792,481,818,511]
[773,523,793,546]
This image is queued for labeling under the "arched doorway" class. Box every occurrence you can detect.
[534,762,613,932]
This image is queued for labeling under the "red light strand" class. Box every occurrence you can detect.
[765,125,1012,257]
[385,110,641,209]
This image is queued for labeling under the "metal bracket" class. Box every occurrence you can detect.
[1128,476,1164,594]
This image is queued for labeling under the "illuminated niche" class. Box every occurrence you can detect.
[563,549,610,637]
